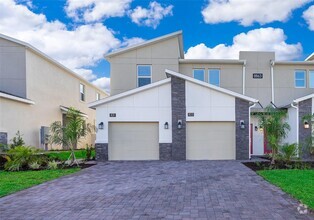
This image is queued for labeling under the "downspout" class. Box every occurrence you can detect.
[291,102,299,157]
[249,102,257,159]
[242,60,246,95]
[270,60,275,103]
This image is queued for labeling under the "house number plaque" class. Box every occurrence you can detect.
[253,73,263,79]
[109,113,116,117]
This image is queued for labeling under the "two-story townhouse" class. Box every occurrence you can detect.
[89,31,314,161]
[0,34,108,149]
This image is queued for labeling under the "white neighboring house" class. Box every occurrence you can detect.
[89,31,314,161]
[0,34,108,149]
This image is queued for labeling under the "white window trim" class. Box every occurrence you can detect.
[208,68,221,87]
[294,70,306,88]
[137,65,152,87]
[193,69,205,82]
[80,83,86,102]
[309,70,314,88]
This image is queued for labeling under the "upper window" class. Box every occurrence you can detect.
[193,69,205,82]
[309,70,314,88]
[137,65,152,87]
[96,92,100,101]
[295,70,306,88]
[80,83,85,101]
[209,69,220,87]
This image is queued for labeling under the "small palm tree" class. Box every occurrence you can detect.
[49,107,95,166]
[258,106,290,164]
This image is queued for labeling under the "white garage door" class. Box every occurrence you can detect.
[186,122,235,160]
[108,122,159,160]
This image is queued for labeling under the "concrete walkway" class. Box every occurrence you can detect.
[0,161,312,219]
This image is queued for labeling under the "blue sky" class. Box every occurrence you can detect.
[0,0,314,92]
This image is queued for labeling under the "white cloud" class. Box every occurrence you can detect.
[92,77,110,93]
[202,0,312,26]
[185,28,302,61]
[303,5,314,30]
[65,0,132,22]
[129,1,173,28]
[0,0,125,90]
[121,37,145,47]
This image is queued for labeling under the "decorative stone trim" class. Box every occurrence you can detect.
[298,99,313,160]
[0,132,7,145]
[235,98,250,160]
[159,143,172,161]
[170,76,186,160]
[95,143,108,161]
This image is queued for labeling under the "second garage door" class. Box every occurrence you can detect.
[108,122,159,160]
[186,122,235,160]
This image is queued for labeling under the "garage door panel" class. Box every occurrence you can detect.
[187,122,235,160]
[109,122,159,160]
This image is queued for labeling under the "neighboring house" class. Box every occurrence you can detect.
[0,34,108,149]
[89,31,314,161]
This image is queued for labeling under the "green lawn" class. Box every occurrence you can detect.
[0,169,80,197]
[46,149,95,161]
[258,169,314,209]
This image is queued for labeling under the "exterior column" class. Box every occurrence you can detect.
[235,98,250,160]
[95,143,108,161]
[298,99,313,160]
[170,75,186,160]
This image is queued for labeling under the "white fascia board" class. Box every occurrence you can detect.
[165,69,258,103]
[88,78,171,108]
[179,59,245,64]
[293,93,314,103]
[0,33,107,96]
[105,30,183,58]
[0,92,35,105]
[305,52,314,61]
[274,61,314,65]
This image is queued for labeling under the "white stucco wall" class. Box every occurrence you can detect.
[283,107,298,145]
[185,81,235,121]
[95,82,172,143]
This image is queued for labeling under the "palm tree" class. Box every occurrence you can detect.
[49,107,95,166]
[258,106,290,164]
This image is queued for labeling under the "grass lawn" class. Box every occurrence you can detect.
[46,149,95,161]
[258,169,314,209]
[0,168,80,197]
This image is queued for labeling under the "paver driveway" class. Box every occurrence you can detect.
[0,161,313,220]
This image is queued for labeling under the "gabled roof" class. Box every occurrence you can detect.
[105,31,184,59]
[0,33,108,95]
[165,69,259,103]
[305,52,314,61]
[293,93,314,103]
[88,78,171,108]
[0,91,35,105]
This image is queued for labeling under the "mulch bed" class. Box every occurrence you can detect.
[243,160,314,171]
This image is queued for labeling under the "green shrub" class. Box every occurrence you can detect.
[10,131,25,149]
[47,160,58,170]
[4,146,44,171]
[278,143,298,162]
[0,143,10,152]
[85,144,94,160]
[29,161,41,170]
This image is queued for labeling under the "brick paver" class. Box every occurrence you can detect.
[0,161,313,219]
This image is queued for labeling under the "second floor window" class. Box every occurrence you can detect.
[295,70,306,88]
[80,83,85,101]
[309,70,314,88]
[137,65,152,87]
[193,69,205,81]
[96,93,100,101]
[209,69,220,87]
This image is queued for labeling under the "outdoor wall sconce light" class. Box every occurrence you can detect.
[240,120,245,129]
[259,125,264,132]
[98,122,104,130]
[304,120,310,129]
[177,120,182,129]
[255,126,258,131]
[164,122,169,129]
